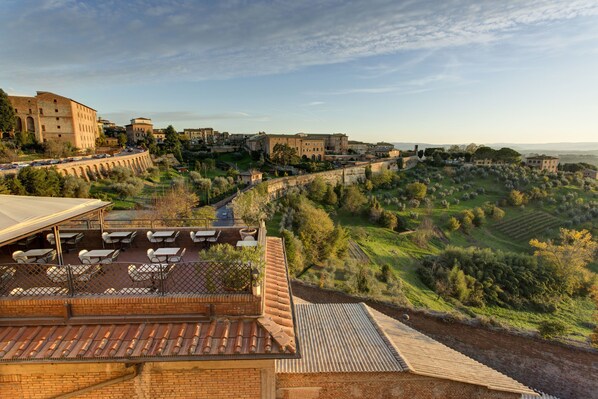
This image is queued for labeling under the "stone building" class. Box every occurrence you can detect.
[7,91,98,151]
[299,133,348,154]
[126,117,153,143]
[525,155,559,173]
[246,134,325,161]
[582,168,598,179]
[348,140,370,155]
[183,128,229,145]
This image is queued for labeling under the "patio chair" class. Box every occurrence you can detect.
[1,266,16,287]
[147,231,163,246]
[190,231,206,244]
[120,231,137,248]
[128,265,152,283]
[46,233,56,245]
[168,248,186,263]
[17,235,37,249]
[100,249,120,264]
[64,233,84,251]
[147,248,165,263]
[206,230,221,245]
[102,232,117,248]
[12,250,29,264]
[46,266,68,284]
[42,249,57,263]
[164,231,180,245]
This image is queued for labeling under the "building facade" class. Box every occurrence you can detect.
[246,134,325,161]
[8,91,98,151]
[183,128,229,145]
[582,169,598,179]
[525,155,559,173]
[299,133,348,154]
[126,117,154,143]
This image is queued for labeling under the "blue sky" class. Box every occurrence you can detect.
[2,0,598,144]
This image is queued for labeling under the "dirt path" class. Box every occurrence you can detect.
[291,281,598,399]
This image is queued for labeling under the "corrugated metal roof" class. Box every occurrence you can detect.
[276,303,404,373]
[366,307,538,396]
[0,195,110,246]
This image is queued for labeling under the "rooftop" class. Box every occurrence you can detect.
[0,236,297,363]
[277,303,537,397]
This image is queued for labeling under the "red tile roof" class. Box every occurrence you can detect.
[0,237,297,363]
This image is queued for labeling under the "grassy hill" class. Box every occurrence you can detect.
[267,163,598,343]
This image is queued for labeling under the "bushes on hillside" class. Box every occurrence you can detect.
[418,246,572,310]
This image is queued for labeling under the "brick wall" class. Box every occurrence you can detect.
[276,372,521,399]
[0,361,270,399]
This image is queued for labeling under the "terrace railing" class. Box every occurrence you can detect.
[0,261,254,298]
[61,218,250,230]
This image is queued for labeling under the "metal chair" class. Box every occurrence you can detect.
[46,266,68,284]
[164,231,180,245]
[147,248,165,263]
[206,231,221,245]
[46,233,56,246]
[168,248,186,263]
[146,231,163,246]
[190,231,206,244]
[120,231,137,248]
[102,232,116,248]
[100,249,120,264]
[12,250,29,264]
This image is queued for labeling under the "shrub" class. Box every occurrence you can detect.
[406,182,427,199]
[447,217,461,231]
[538,320,568,339]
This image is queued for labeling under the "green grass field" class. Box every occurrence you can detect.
[274,164,598,343]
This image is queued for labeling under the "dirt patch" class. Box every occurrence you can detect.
[347,240,370,263]
[291,281,598,399]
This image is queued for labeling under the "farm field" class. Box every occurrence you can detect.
[268,163,598,343]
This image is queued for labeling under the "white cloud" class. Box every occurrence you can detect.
[1,0,597,84]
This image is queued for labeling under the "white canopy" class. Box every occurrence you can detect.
[0,195,111,246]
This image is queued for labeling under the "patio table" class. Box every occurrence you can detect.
[83,249,118,262]
[154,247,182,257]
[23,248,54,260]
[152,231,176,239]
[194,230,216,237]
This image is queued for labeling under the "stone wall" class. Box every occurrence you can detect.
[265,159,398,199]
[276,372,521,399]
[0,151,153,182]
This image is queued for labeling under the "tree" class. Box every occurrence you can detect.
[61,175,90,198]
[538,320,568,339]
[323,185,338,205]
[281,229,305,276]
[118,133,128,148]
[154,184,199,225]
[530,229,597,296]
[271,143,299,166]
[163,125,182,161]
[472,207,485,227]
[406,182,427,200]
[0,88,15,135]
[379,210,398,230]
[307,176,327,202]
[342,185,367,212]
[296,200,336,264]
[232,189,268,226]
[508,189,525,206]
[447,217,461,231]
[194,205,216,221]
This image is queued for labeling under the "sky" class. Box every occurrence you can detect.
[1,0,598,144]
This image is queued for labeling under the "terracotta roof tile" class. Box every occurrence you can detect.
[258,237,296,354]
[0,236,298,363]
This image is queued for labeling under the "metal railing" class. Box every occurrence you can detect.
[0,261,254,298]
[61,218,251,230]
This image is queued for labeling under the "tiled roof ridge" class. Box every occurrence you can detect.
[360,303,411,371]
[262,237,296,354]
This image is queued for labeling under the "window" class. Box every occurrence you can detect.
[56,117,59,121]
[39,108,43,115]
[28,108,32,114]
[55,109,58,112]
[58,134,62,138]
[42,125,45,132]
[14,108,17,113]
[57,125,61,129]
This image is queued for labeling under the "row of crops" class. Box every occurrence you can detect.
[494,211,563,241]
